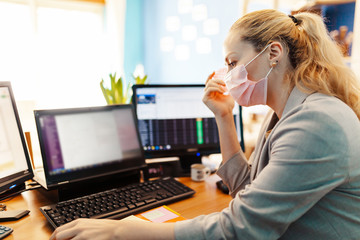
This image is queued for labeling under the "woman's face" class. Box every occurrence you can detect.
[223,30,270,81]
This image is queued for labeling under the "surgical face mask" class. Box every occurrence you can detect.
[224,44,274,107]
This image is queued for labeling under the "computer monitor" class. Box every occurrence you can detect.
[0,82,34,200]
[132,84,245,174]
[34,104,147,200]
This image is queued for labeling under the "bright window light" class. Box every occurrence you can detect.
[0,1,109,109]
[0,2,34,99]
[36,6,106,108]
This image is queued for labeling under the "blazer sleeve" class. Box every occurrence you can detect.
[216,150,251,198]
[216,110,274,198]
[175,107,350,240]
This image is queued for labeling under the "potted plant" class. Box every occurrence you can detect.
[100,66,148,105]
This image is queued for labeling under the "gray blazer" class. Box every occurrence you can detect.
[175,87,360,239]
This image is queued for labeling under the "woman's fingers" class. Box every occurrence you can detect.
[50,219,119,240]
[50,219,80,240]
[205,75,226,86]
[204,85,226,96]
[53,227,78,240]
[205,72,215,84]
[204,79,227,94]
[207,78,226,86]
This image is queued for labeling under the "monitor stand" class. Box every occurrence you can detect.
[55,170,142,202]
[177,154,202,177]
[142,154,202,179]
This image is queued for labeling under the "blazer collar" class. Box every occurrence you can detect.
[282,86,311,117]
[251,87,311,179]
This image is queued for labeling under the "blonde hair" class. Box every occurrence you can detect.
[230,9,360,119]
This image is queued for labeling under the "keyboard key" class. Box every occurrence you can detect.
[145,199,156,204]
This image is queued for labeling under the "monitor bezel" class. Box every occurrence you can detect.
[0,81,34,197]
[34,104,147,189]
[131,84,245,160]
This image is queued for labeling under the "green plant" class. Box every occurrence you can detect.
[100,72,148,105]
[100,73,131,104]
[133,75,148,85]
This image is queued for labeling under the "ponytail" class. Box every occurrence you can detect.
[293,12,360,120]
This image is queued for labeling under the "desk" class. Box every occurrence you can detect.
[1,174,232,239]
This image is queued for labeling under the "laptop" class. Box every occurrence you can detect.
[33,104,147,194]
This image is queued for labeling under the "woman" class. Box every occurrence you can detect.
[51,9,360,240]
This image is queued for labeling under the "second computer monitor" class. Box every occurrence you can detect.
[132,84,245,173]
[0,81,33,201]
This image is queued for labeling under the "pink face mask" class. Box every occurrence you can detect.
[224,44,274,107]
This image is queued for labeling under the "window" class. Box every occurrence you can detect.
[0,0,109,108]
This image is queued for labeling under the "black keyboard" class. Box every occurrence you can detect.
[40,177,195,228]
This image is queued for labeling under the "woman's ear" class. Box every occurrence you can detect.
[268,41,283,63]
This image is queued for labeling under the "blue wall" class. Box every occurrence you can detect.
[124,1,293,84]
[124,0,144,84]
[142,0,240,84]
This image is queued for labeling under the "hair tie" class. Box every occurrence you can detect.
[288,15,299,26]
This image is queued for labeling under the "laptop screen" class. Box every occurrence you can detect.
[35,105,146,188]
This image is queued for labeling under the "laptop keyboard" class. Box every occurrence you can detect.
[40,177,195,228]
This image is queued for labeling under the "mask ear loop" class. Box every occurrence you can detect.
[244,44,271,68]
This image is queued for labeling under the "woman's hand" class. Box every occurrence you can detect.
[203,72,235,118]
[49,218,176,240]
[203,72,241,162]
[50,218,119,240]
